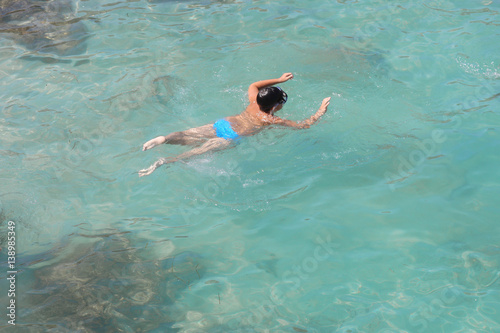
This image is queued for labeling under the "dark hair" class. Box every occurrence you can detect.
[256,86,287,113]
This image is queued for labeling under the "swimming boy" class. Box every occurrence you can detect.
[139,72,331,176]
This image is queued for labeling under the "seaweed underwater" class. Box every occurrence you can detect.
[20,230,204,332]
[0,0,89,55]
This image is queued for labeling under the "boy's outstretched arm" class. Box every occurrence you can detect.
[300,97,331,127]
[248,72,294,103]
[272,97,331,129]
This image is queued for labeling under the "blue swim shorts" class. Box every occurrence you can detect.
[213,119,239,140]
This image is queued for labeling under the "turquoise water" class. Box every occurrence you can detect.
[1,0,499,331]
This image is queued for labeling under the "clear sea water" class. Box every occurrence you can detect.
[0,0,499,332]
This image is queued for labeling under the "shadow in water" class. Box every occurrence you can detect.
[21,230,204,332]
[0,0,89,55]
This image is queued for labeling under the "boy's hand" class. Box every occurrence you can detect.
[318,97,331,115]
[278,73,294,83]
[301,97,332,127]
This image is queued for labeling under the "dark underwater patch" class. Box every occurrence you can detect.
[0,0,90,56]
[19,230,204,332]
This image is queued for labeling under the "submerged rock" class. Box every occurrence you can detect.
[0,0,89,55]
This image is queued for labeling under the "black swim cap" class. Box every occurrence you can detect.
[257,86,287,113]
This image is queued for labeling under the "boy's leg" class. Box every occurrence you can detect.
[139,138,231,177]
[165,124,217,146]
[172,137,231,160]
